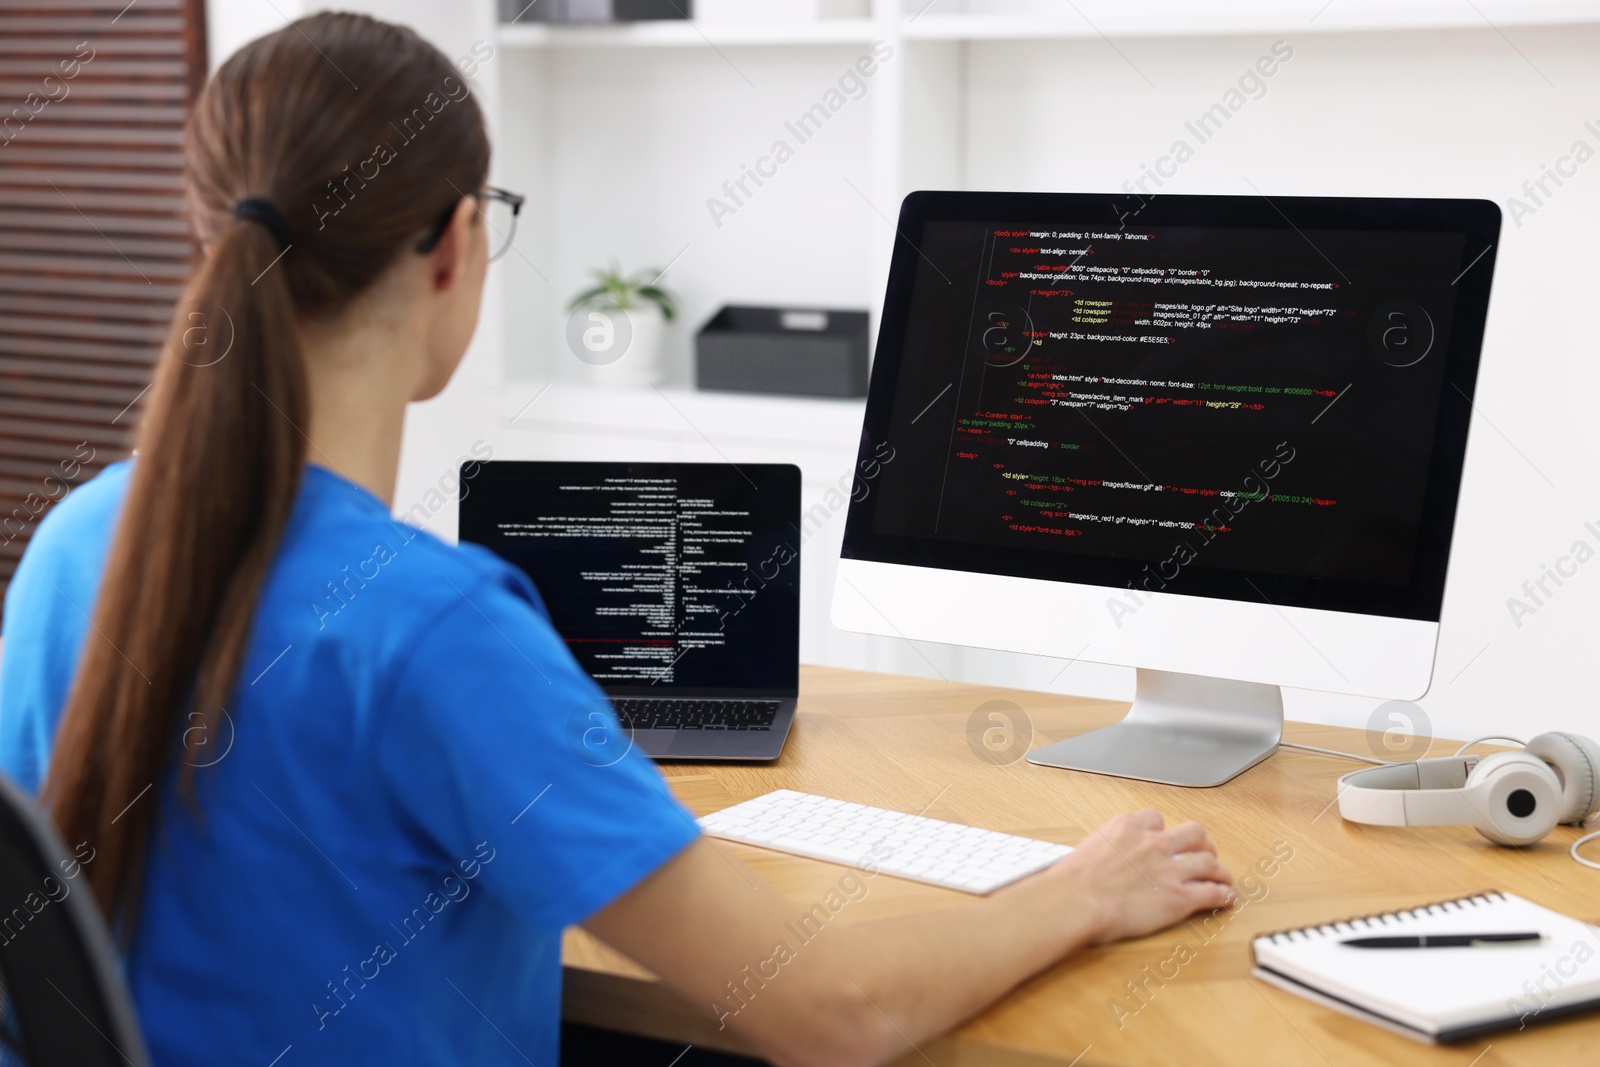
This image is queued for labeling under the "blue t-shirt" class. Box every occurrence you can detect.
[0,462,699,1066]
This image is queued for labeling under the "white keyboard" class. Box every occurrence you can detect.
[697,789,1074,894]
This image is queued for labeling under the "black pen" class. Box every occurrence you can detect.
[1340,932,1545,949]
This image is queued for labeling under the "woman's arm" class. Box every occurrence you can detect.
[583,809,1234,1067]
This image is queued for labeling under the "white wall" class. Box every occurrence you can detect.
[952,25,1600,743]
[499,42,881,385]
[206,0,1600,747]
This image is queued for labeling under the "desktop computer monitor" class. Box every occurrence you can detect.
[833,191,1500,786]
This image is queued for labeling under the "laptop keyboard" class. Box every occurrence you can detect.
[612,698,781,732]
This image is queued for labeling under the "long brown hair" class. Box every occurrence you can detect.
[41,13,490,929]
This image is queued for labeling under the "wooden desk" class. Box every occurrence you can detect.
[562,666,1600,1066]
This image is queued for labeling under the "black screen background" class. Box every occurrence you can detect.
[461,463,800,693]
[842,193,1499,622]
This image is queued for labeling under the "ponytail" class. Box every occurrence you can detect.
[43,215,307,927]
[39,12,489,931]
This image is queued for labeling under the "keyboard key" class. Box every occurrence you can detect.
[614,697,782,731]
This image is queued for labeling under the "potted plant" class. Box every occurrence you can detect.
[565,263,678,386]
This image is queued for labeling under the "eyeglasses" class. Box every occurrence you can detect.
[416,185,525,262]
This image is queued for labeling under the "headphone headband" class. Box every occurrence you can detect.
[1338,751,1562,846]
[1338,757,1478,827]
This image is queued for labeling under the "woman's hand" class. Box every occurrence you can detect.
[1046,808,1236,944]
[588,811,1237,1067]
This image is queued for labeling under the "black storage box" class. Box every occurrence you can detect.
[499,0,687,22]
[695,306,869,399]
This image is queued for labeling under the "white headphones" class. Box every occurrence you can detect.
[1337,731,1600,848]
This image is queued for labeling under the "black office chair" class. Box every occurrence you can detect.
[0,773,150,1066]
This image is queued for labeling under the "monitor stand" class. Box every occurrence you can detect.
[1026,669,1283,787]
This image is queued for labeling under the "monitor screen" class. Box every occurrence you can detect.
[842,192,1499,621]
[460,462,801,694]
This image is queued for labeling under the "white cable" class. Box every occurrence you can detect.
[1278,741,1390,766]
[1575,814,1600,871]
[1573,832,1600,871]
[1281,736,1528,765]
[1453,735,1526,755]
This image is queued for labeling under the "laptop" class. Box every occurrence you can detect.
[459,461,801,761]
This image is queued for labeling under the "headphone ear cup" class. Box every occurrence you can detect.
[1464,753,1562,846]
[1525,731,1600,825]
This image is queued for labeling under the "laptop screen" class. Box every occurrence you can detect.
[459,461,801,695]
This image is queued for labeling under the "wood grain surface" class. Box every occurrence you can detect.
[561,666,1600,1066]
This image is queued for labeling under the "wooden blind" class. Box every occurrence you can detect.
[0,0,205,616]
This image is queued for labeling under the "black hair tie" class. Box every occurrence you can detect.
[233,197,290,249]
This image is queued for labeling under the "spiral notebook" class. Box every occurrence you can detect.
[1251,891,1600,1043]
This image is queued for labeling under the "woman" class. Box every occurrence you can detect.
[0,14,1234,1067]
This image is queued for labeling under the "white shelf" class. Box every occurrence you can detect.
[497,2,1600,49]
[905,3,1600,39]
[496,18,881,48]
[488,382,865,464]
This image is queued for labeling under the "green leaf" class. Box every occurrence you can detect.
[635,285,677,321]
[568,264,678,319]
